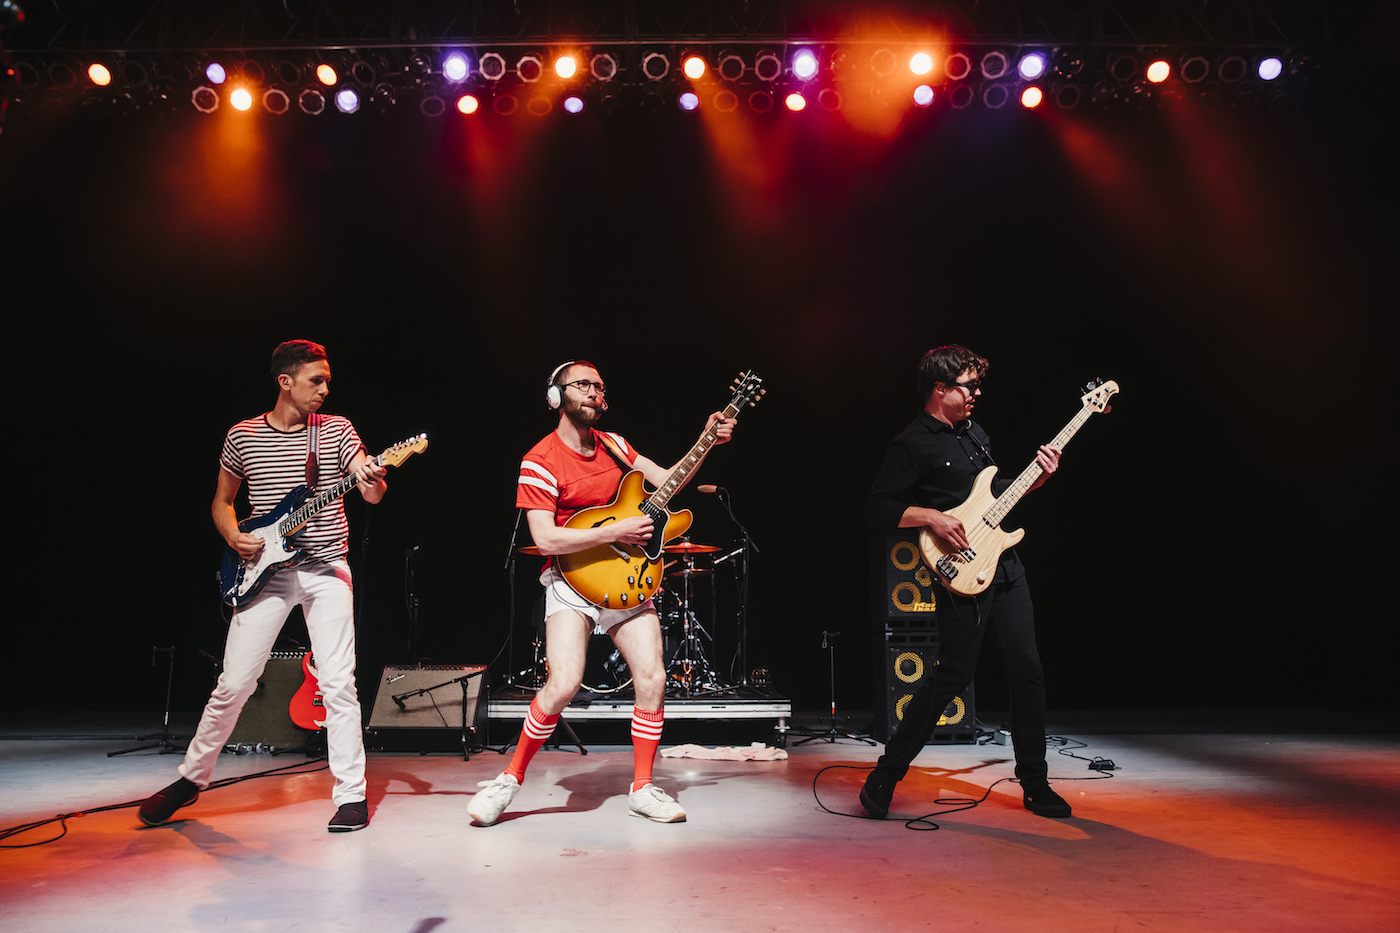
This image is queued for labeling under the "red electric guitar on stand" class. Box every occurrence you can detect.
[287,651,326,731]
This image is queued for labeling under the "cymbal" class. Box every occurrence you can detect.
[663,542,721,554]
[517,545,543,556]
[668,568,713,577]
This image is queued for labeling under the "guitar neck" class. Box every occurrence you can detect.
[647,401,742,509]
[277,453,380,535]
[981,406,1095,527]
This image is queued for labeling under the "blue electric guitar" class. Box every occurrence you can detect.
[218,434,428,607]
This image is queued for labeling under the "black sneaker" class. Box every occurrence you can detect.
[138,778,200,826]
[328,800,369,833]
[859,768,896,818]
[1022,782,1073,818]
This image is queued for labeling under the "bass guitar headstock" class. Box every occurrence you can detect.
[380,433,430,467]
[729,370,766,412]
[1080,378,1119,414]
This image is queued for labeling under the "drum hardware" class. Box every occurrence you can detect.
[665,539,723,696]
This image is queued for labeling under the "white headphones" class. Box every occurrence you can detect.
[545,360,577,410]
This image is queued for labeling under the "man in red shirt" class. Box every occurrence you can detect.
[469,360,736,826]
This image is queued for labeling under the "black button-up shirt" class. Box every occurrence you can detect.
[865,411,1023,581]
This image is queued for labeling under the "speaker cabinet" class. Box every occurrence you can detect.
[872,641,977,744]
[882,533,940,625]
[226,650,312,751]
[366,666,489,750]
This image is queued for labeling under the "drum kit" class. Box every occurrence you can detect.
[515,538,733,698]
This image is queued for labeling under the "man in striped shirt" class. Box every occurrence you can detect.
[467,360,736,826]
[138,340,388,833]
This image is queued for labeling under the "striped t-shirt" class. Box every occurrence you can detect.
[220,413,366,563]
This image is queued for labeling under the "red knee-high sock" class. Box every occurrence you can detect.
[505,697,559,785]
[631,706,665,791]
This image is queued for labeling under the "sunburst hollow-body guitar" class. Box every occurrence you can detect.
[919,379,1118,597]
[556,371,765,609]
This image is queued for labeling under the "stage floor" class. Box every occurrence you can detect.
[2,711,1397,933]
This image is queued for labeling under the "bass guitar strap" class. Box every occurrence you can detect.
[594,430,634,473]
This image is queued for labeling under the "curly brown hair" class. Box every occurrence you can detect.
[916,345,990,401]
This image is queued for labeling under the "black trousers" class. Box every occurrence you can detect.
[877,566,1049,784]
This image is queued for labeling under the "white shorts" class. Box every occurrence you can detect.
[540,567,653,635]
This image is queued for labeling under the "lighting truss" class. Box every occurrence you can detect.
[1,0,1330,118]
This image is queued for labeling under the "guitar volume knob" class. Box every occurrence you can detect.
[620,593,628,604]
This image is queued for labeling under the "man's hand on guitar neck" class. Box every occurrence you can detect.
[1027,444,1062,493]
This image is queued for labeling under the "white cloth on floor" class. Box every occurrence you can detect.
[661,742,788,761]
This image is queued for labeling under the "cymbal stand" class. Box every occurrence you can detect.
[708,486,759,686]
[667,553,722,695]
[791,632,876,745]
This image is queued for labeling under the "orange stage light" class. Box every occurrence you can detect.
[316,64,337,86]
[555,56,578,79]
[230,88,253,111]
[87,63,112,86]
[457,94,480,115]
[1020,86,1044,109]
[909,53,933,76]
[785,92,807,112]
[1146,60,1171,83]
[683,55,707,80]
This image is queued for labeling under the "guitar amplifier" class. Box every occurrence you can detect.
[226,650,311,751]
[366,666,489,750]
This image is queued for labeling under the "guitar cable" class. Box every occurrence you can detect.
[0,757,330,849]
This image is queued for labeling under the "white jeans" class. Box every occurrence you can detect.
[181,559,367,807]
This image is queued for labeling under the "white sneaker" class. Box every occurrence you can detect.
[468,773,521,826]
[628,783,686,823]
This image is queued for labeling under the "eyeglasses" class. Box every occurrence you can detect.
[947,380,983,394]
[563,379,607,396]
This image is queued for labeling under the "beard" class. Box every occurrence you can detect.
[563,398,603,428]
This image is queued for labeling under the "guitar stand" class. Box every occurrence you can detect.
[109,646,190,757]
[790,631,877,746]
[271,728,327,759]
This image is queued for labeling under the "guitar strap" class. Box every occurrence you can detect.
[594,430,633,473]
[306,412,320,489]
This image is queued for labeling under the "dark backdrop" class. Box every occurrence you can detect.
[2,62,1393,718]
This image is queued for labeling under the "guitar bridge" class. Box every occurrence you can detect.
[935,556,959,580]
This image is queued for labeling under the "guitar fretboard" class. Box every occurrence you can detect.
[981,406,1095,528]
[647,401,743,510]
[277,452,383,536]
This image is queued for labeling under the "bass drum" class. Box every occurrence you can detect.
[534,596,633,695]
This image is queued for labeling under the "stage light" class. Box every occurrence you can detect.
[912,84,934,107]
[717,51,745,81]
[527,96,551,115]
[443,53,469,82]
[1109,54,1138,82]
[793,50,818,79]
[982,84,1009,109]
[1020,86,1043,108]
[945,53,972,81]
[298,88,326,115]
[316,64,337,86]
[754,51,782,82]
[642,52,670,80]
[591,53,618,81]
[683,55,707,80]
[263,87,290,114]
[275,59,304,86]
[1054,84,1081,109]
[909,52,933,76]
[480,52,507,81]
[871,48,896,77]
[678,91,700,111]
[555,55,577,79]
[1258,57,1283,81]
[206,62,227,85]
[87,63,112,86]
[1146,60,1170,83]
[230,88,253,111]
[948,84,974,109]
[1018,53,1046,80]
[457,94,479,114]
[817,88,842,111]
[1181,56,1209,83]
[714,89,739,112]
[421,96,447,117]
[981,51,1009,80]
[243,61,266,84]
[749,90,773,113]
[517,55,543,83]
[563,95,584,113]
[192,86,219,113]
[1218,55,1247,83]
[784,92,806,112]
[335,87,360,113]
[493,94,518,115]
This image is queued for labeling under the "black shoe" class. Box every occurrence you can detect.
[859,768,897,818]
[328,800,369,833]
[138,778,200,826]
[1022,782,1072,818]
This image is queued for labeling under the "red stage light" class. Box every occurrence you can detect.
[683,55,707,80]
[316,64,337,86]
[1020,86,1044,109]
[457,94,480,115]
[555,56,578,79]
[784,92,807,112]
[230,88,254,111]
[87,63,112,87]
[1146,60,1171,83]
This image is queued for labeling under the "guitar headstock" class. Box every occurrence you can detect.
[381,433,429,467]
[1080,378,1119,414]
[729,370,766,412]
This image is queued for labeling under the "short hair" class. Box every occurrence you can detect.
[271,340,329,379]
[554,359,600,386]
[916,345,990,401]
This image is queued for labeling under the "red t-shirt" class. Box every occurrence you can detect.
[516,429,641,525]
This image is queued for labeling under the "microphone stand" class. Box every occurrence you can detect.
[790,632,876,746]
[404,544,421,661]
[501,508,526,688]
[108,646,189,756]
[710,487,759,688]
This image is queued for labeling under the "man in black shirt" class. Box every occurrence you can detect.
[861,345,1072,819]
